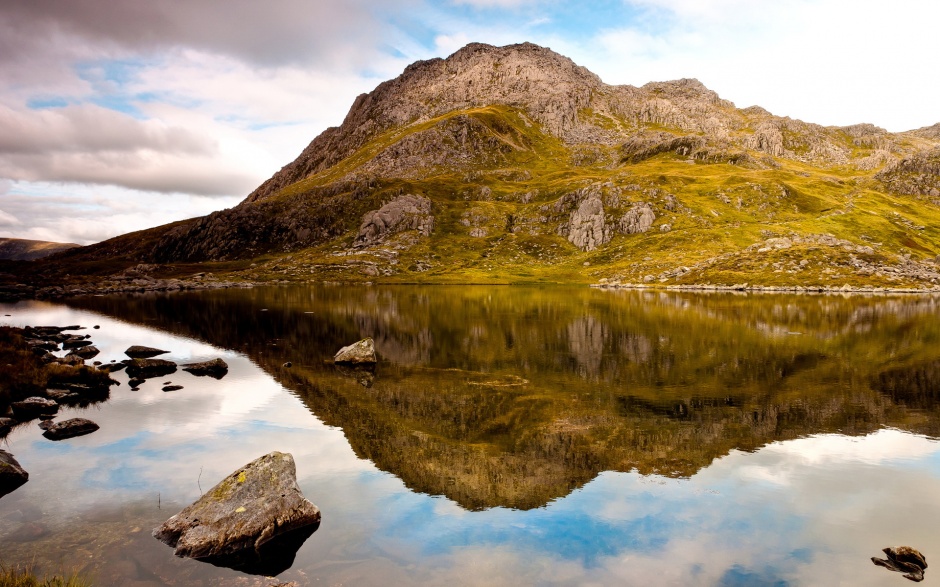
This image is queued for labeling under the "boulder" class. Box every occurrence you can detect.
[153,452,320,574]
[334,338,377,365]
[354,194,434,247]
[68,345,100,360]
[872,546,928,582]
[11,397,59,419]
[125,345,170,359]
[0,449,29,498]
[62,338,93,350]
[181,358,229,379]
[162,385,183,392]
[42,418,100,441]
[124,358,178,379]
[97,362,126,373]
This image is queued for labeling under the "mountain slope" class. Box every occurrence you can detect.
[16,42,940,291]
[0,238,80,261]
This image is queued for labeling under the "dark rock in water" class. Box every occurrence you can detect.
[333,337,377,365]
[0,417,14,437]
[162,385,183,392]
[153,451,320,573]
[124,358,177,379]
[0,449,29,498]
[125,345,170,359]
[197,523,318,576]
[128,377,146,387]
[27,339,59,352]
[69,345,100,359]
[38,419,55,430]
[283,362,292,368]
[873,546,928,582]
[11,397,59,419]
[55,354,86,366]
[62,338,93,350]
[97,362,126,373]
[181,358,229,378]
[42,418,100,440]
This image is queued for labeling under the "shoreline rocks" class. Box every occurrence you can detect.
[125,345,170,359]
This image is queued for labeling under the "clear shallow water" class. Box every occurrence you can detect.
[2,286,940,586]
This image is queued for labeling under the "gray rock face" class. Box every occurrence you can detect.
[125,345,170,359]
[182,358,229,379]
[620,203,656,234]
[567,196,609,252]
[153,452,320,564]
[355,195,434,247]
[0,450,28,498]
[42,418,99,441]
[124,358,178,379]
[334,338,377,364]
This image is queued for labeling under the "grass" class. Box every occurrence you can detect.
[0,564,90,587]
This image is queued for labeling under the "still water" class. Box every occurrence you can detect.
[2,286,940,586]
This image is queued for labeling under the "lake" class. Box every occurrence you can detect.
[2,285,940,586]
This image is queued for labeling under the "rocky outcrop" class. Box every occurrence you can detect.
[0,450,28,498]
[354,194,434,247]
[153,452,320,573]
[334,338,377,364]
[0,238,79,261]
[182,358,229,378]
[566,195,609,252]
[876,148,940,197]
[42,418,99,441]
[620,203,656,234]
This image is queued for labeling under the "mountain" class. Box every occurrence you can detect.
[0,238,80,261]
[11,42,940,291]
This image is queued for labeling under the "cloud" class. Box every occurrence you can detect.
[0,208,21,225]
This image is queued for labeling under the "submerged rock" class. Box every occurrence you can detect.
[334,337,377,365]
[124,358,178,379]
[872,546,928,582]
[125,345,170,359]
[153,451,320,574]
[42,418,100,441]
[0,449,29,498]
[181,358,229,378]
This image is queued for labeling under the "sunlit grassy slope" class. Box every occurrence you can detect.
[230,105,940,288]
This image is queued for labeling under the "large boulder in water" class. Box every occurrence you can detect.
[333,337,377,365]
[11,397,59,419]
[0,450,28,498]
[125,345,170,359]
[152,452,320,574]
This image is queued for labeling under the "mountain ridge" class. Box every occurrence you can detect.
[6,41,940,295]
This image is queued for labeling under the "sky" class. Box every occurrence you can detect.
[1,0,938,246]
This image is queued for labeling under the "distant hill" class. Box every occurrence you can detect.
[11,42,940,290]
[0,238,80,261]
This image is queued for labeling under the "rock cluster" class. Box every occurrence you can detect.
[355,194,434,247]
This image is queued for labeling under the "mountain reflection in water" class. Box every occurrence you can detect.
[66,286,940,511]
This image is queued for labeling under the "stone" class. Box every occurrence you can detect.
[162,385,183,392]
[334,337,377,364]
[872,546,928,582]
[11,397,59,419]
[42,418,100,441]
[62,338,93,350]
[181,358,229,379]
[620,202,656,235]
[152,452,320,575]
[124,358,178,379]
[97,362,126,373]
[567,195,608,252]
[125,345,170,359]
[354,194,434,247]
[69,345,100,360]
[0,449,29,498]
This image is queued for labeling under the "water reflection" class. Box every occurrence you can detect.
[0,287,939,585]
[66,287,940,509]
